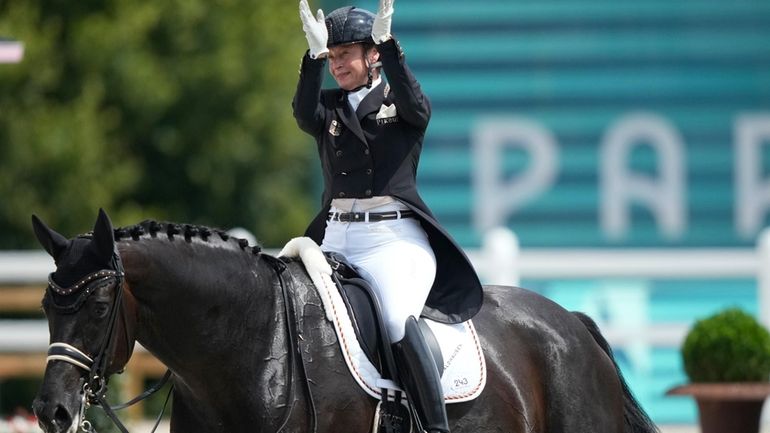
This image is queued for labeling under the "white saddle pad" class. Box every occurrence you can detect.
[280,237,486,403]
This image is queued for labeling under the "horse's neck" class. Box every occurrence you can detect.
[120,241,284,375]
[119,239,357,427]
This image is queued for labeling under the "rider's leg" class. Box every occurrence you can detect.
[321,203,446,431]
[344,217,447,432]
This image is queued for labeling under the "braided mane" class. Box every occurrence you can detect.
[113,220,262,256]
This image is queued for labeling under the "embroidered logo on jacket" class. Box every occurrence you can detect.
[376,104,398,125]
[329,119,342,136]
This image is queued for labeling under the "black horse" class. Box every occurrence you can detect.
[31,210,659,433]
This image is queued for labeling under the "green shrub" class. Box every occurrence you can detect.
[682,308,770,382]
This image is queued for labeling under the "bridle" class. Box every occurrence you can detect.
[44,250,172,433]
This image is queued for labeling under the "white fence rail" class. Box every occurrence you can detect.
[2,227,768,352]
[0,251,56,285]
[466,227,768,352]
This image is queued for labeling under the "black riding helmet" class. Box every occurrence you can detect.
[325,6,375,47]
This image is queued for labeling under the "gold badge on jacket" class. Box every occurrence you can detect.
[376,104,398,125]
[328,119,342,136]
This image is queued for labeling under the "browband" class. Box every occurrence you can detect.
[48,269,122,296]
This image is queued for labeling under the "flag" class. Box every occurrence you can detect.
[0,38,24,63]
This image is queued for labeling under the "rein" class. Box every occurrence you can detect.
[263,255,318,433]
[45,252,173,433]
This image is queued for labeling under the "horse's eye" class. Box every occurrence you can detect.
[90,302,111,319]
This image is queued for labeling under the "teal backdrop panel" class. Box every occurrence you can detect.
[345,0,770,248]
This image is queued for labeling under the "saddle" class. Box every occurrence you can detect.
[324,252,444,381]
[325,251,442,433]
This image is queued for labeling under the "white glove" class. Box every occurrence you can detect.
[299,0,329,59]
[371,0,394,44]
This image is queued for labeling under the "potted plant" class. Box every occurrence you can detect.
[667,308,770,433]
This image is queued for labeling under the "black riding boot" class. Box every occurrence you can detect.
[392,316,449,433]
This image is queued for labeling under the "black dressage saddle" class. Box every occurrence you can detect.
[324,252,444,381]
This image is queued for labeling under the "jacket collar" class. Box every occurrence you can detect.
[355,79,386,121]
[333,79,387,145]
[347,76,381,112]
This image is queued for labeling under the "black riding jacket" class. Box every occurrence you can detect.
[292,38,482,323]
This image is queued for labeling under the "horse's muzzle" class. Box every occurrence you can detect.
[32,395,79,433]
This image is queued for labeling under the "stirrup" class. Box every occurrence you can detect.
[372,398,413,433]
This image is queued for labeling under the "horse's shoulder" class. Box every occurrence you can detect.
[284,259,323,299]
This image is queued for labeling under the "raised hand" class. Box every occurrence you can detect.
[299,0,329,59]
[371,0,394,44]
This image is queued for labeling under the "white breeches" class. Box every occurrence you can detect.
[321,203,437,342]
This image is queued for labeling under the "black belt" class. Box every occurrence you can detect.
[328,210,416,222]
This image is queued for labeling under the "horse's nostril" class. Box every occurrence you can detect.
[53,404,72,428]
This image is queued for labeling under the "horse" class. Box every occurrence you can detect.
[30,210,659,433]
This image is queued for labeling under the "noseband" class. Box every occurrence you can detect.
[44,251,171,433]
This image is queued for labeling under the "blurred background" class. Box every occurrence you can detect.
[1,0,769,431]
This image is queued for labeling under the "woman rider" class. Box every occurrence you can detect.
[293,1,483,431]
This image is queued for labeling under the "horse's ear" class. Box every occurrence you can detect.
[91,208,115,262]
[31,214,69,260]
